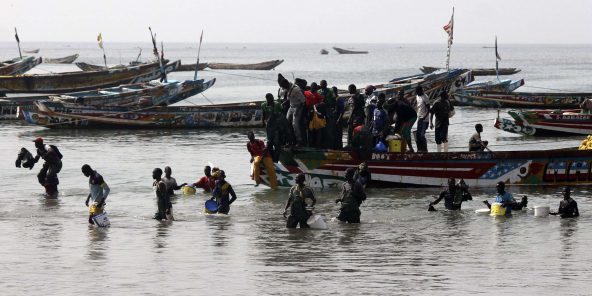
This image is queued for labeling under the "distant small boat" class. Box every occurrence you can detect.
[332,47,368,54]
[320,49,329,55]
[420,66,521,76]
[24,49,40,54]
[0,56,42,75]
[174,62,209,72]
[207,59,284,70]
[43,54,79,64]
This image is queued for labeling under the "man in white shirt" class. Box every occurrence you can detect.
[415,86,430,152]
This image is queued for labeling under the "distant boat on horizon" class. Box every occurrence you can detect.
[332,47,368,54]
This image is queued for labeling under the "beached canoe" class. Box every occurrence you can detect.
[43,54,79,64]
[420,66,521,76]
[495,109,592,136]
[207,59,284,70]
[75,61,163,72]
[21,93,265,130]
[23,49,40,54]
[174,62,209,72]
[0,60,180,94]
[0,56,42,75]
[332,47,368,54]
[452,90,591,108]
[257,147,592,189]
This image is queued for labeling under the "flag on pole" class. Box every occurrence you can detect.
[495,36,501,61]
[97,33,103,49]
[14,28,20,43]
[443,8,454,45]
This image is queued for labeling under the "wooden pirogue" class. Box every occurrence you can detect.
[0,60,180,93]
[0,56,42,75]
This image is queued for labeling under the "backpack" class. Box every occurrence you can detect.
[49,145,63,159]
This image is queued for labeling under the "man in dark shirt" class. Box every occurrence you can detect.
[430,91,454,152]
[33,137,63,198]
[347,84,366,147]
[153,168,173,221]
[336,168,367,223]
[469,124,489,152]
[385,91,417,152]
[429,178,472,211]
[551,187,579,218]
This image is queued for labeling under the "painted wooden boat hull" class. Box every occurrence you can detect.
[207,59,283,70]
[495,109,592,136]
[332,47,368,54]
[258,148,592,189]
[174,62,209,72]
[0,56,42,75]
[43,54,79,64]
[0,60,180,93]
[452,91,591,108]
[420,66,521,76]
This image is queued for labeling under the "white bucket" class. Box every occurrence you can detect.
[92,212,110,227]
[306,214,328,230]
[475,209,490,215]
[534,206,550,217]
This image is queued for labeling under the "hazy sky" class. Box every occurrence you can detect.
[2,0,591,44]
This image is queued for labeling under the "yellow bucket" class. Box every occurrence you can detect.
[182,186,196,195]
[388,139,405,153]
[89,203,103,215]
[490,202,506,216]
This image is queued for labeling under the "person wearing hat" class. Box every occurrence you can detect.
[211,170,237,215]
[550,187,579,218]
[283,173,316,228]
[152,168,173,221]
[336,168,366,223]
[82,164,110,225]
[429,91,454,152]
[32,137,63,197]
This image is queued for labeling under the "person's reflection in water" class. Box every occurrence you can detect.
[207,219,232,248]
[87,227,109,262]
[154,222,171,251]
[559,213,578,280]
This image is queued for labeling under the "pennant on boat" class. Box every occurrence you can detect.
[495,36,501,61]
[97,33,103,49]
[443,8,454,45]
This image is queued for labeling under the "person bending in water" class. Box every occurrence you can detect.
[82,164,110,225]
[33,137,63,197]
[336,168,366,223]
[153,168,173,221]
[550,187,579,218]
[193,165,216,192]
[482,181,517,215]
[162,166,187,196]
[284,173,316,228]
[429,178,472,211]
[211,170,237,214]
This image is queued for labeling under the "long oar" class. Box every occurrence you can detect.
[193,30,204,81]
[14,28,22,59]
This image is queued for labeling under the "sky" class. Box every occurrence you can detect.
[1,0,591,44]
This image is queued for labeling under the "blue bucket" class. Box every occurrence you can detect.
[204,200,218,214]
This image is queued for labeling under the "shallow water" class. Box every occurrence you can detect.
[1,43,591,295]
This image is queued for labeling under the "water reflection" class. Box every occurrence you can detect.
[154,221,172,250]
[87,226,109,261]
[206,216,232,248]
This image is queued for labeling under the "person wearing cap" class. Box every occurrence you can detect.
[429,91,454,152]
[82,164,110,225]
[428,178,472,211]
[211,170,237,214]
[162,166,187,196]
[247,131,277,188]
[550,187,579,218]
[415,86,430,152]
[482,181,516,216]
[193,166,216,192]
[364,85,377,127]
[283,173,316,228]
[32,137,63,197]
[152,168,173,221]
[336,168,366,223]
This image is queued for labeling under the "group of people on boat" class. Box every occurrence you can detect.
[262,73,492,159]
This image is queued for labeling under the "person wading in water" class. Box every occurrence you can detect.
[82,164,110,225]
[283,173,316,228]
[153,168,173,221]
[335,168,366,223]
[33,137,63,198]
